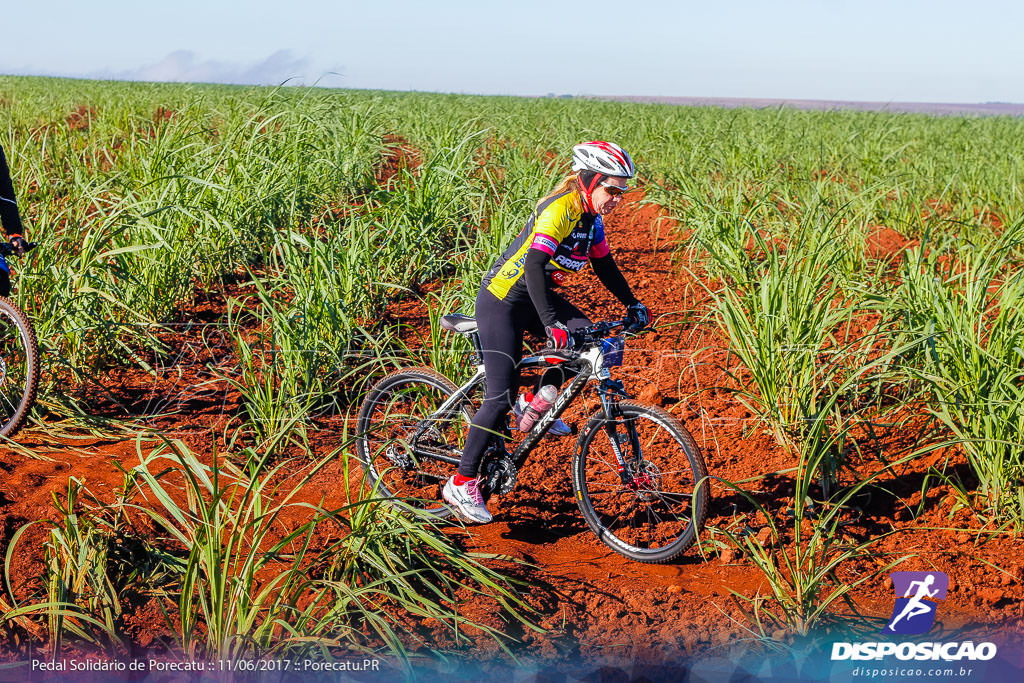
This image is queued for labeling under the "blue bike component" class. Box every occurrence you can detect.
[601,336,625,367]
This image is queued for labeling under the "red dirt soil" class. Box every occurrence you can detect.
[1,156,1023,673]
[865,224,918,263]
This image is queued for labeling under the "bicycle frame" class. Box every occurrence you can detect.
[409,327,632,477]
[360,315,709,562]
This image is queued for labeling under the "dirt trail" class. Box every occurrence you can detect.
[1,150,1022,668]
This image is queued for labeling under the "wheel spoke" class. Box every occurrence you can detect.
[602,498,641,533]
[576,404,708,560]
[355,371,475,518]
[586,487,634,501]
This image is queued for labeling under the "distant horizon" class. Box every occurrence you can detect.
[5,72,1023,118]
[586,95,1024,117]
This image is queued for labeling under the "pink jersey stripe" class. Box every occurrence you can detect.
[531,234,558,255]
[589,239,610,259]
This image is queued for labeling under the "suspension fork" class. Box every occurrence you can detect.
[597,378,638,485]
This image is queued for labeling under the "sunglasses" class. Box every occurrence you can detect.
[599,181,629,196]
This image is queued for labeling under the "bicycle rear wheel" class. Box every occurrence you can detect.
[355,367,474,518]
[573,400,709,563]
[0,297,38,438]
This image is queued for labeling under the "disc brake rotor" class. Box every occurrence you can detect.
[629,460,663,503]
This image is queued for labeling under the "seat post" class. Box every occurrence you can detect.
[469,331,483,365]
[440,312,484,367]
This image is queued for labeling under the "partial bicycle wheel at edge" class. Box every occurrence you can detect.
[355,367,474,518]
[0,297,38,438]
[572,400,709,563]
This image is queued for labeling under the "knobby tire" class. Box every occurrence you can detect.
[355,367,474,519]
[0,297,38,439]
[573,400,709,564]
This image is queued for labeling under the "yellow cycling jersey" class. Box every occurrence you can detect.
[482,191,608,301]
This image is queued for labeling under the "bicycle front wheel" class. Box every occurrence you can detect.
[355,367,474,518]
[573,400,709,564]
[0,297,38,438]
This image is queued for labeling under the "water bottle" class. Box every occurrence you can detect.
[518,385,558,432]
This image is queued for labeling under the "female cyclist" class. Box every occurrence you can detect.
[442,141,650,523]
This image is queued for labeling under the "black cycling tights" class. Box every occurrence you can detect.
[457,288,591,478]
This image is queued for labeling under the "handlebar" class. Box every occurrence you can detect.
[0,241,37,258]
[575,318,655,343]
[541,318,654,356]
[574,318,629,343]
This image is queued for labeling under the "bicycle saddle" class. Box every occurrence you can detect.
[440,313,478,334]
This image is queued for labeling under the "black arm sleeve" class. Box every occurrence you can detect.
[0,145,24,237]
[591,253,638,307]
[525,248,559,328]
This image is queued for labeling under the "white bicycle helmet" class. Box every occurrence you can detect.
[571,141,635,179]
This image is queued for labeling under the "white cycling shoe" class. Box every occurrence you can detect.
[442,476,493,524]
[513,394,572,437]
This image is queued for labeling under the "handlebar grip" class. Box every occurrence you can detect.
[0,240,38,257]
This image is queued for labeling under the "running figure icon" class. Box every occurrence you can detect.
[887,574,940,632]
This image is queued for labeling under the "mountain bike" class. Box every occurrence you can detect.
[0,241,39,438]
[355,314,709,564]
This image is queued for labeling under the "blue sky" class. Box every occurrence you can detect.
[2,0,1021,102]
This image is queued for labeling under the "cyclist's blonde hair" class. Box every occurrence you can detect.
[536,174,581,209]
